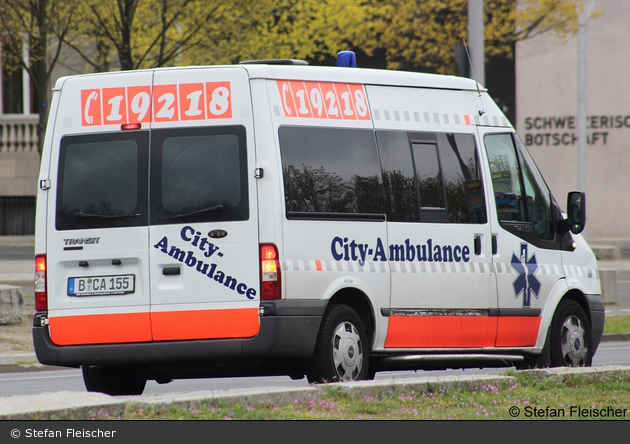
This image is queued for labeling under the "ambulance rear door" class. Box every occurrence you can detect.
[46,71,154,346]
[148,67,260,341]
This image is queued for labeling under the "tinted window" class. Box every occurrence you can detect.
[377,130,487,224]
[56,131,148,230]
[377,131,418,222]
[413,142,445,209]
[485,133,554,239]
[279,126,384,218]
[438,133,487,224]
[150,126,248,224]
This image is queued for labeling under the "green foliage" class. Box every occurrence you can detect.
[353,0,598,74]
[62,0,258,71]
[0,1,599,76]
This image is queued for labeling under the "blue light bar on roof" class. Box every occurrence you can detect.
[337,51,356,68]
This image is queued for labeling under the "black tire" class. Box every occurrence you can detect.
[549,300,593,367]
[82,365,147,396]
[306,304,369,383]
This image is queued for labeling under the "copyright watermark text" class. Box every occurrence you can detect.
[10,428,117,438]
[509,405,629,418]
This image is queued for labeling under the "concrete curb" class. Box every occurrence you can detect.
[1,366,629,420]
[600,333,630,342]
[2,375,512,420]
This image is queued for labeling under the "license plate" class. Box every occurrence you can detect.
[67,275,135,296]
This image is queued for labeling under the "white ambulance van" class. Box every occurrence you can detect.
[33,55,604,395]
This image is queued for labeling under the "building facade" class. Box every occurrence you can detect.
[516,0,629,239]
[0,46,39,235]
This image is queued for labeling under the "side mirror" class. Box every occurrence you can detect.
[567,191,586,234]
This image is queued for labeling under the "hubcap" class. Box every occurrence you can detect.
[560,315,588,366]
[331,321,364,380]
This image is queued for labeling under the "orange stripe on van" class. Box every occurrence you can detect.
[384,315,497,348]
[495,316,541,347]
[315,260,323,271]
[464,114,471,125]
[151,308,260,341]
[49,312,152,346]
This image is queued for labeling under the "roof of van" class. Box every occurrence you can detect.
[54,63,484,93]
[240,64,483,92]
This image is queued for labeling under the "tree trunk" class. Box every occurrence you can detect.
[117,0,138,71]
[30,0,50,155]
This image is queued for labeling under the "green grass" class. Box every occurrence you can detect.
[38,372,630,421]
[603,315,630,334]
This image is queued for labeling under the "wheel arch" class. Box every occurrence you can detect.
[538,279,595,349]
[561,288,594,327]
[327,287,376,349]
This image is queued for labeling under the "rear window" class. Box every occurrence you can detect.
[56,131,149,230]
[150,125,249,224]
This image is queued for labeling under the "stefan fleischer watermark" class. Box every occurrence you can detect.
[509,405,630,419]
[10,428,117,438]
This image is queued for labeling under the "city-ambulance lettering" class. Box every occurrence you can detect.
[153,225,257,300]
[331,236,470,266]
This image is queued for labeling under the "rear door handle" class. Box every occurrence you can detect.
[492,234,498,255]
[162,267,181,276]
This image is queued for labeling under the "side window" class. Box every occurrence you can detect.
[377,130,487,224]
[439,133,488,224]
[485,133,554,240]
[56,131,148,230]
[150,126,248,224]
[413,142,447,221]
[377,131,419,222]
[279,126,384,219]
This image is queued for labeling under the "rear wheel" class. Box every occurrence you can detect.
[549,300,593,367]
[306,305,369,383]
[82,365,147,396]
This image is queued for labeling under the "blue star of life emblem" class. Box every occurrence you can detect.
[510,243,541,307]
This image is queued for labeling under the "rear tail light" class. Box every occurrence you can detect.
[34,254,47,311]
[260,244,281,300]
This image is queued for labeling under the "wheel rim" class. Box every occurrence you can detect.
[560,314,588,366]
[331,321,364,381]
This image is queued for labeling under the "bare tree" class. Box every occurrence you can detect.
[0,0,78,154]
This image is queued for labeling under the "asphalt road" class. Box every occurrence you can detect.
[0,341,627,398]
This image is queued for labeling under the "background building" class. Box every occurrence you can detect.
[0,41,80,235]
[516,0,627,240]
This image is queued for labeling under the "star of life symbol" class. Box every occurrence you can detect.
[510,243,541,308]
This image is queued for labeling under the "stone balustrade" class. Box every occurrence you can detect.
[0,115,39,153]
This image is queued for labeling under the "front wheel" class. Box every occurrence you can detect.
[549,300,593,367]
[306,305,369,383]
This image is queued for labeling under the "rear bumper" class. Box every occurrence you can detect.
[33,300,327,367]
